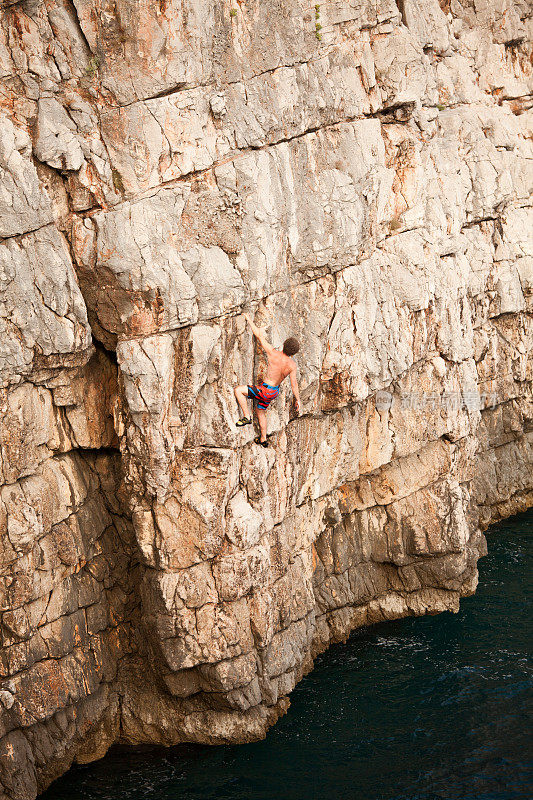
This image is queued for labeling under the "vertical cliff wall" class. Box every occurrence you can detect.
[0,1,531,798]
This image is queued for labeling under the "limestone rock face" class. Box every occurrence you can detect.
[0,0,531,797]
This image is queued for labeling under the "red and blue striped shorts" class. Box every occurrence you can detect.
[247,382,280,410]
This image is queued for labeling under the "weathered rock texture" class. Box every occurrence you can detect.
[0,1,531,797]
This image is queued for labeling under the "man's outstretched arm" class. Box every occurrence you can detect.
[290,367,301,414]
[244,313,274,354]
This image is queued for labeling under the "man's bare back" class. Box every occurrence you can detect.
[264,347,296,389]
[234,313,301,446]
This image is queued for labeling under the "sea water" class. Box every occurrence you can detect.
[41,510,532,800]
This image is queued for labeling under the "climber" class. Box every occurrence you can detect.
[234,313,301,447]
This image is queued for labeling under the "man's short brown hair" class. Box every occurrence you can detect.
[283,337,300,357]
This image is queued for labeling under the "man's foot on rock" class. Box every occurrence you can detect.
[236,417,252,427]
[254,436,269,448]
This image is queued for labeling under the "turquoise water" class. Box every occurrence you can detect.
[42,510,532,800]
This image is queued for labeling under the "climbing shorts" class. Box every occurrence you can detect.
[247,382,280,410]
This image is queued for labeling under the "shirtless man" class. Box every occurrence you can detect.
[234,313,301,447]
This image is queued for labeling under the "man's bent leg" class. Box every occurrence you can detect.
[234,385,250,418]
[256,408,267,442]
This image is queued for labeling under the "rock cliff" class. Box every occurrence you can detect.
[0,1,531,797]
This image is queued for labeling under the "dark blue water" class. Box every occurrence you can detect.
[42,511,533,800]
